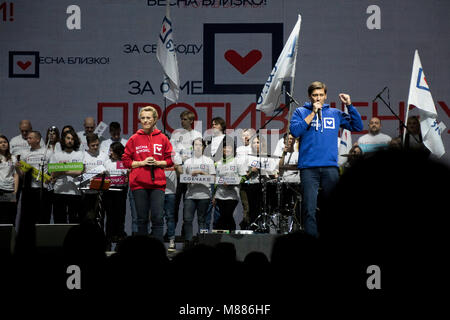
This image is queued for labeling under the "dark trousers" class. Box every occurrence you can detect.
[0,190,17,225]
[215,199,238,231]
[174,179,187,228]
[132,188,165,241]
[53,193,83,224]
[24,188,52,224]
[103,188,127,241]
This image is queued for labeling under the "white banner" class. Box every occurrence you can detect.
[180,174,215,184]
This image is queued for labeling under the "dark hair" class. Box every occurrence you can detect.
[45,126,60,145]
[220,136,236,160]
[109,141,125,159]
[86,133,99,146]
[212,117,226,133]
[109,122,121,132]
[308,81,327,96]
[0,135,12,162]
[61,129,81,151]
[62,125,76,134]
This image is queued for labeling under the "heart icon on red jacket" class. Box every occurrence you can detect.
[224,50,262,74]
[17,61,32,70]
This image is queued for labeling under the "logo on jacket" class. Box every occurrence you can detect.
[154,144,163,155]
[323,117,335,129]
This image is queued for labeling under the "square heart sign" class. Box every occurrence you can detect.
[215,33,272,85]
[203,23,283,95]
[9,51,40,78]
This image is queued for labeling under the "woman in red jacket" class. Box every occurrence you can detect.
[122,106,174,241]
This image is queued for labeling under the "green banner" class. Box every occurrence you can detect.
[48,162,84,173]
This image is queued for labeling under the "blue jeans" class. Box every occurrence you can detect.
[205,202,220,230]
[132,188,165,241]
[164,194,176,240]
[128,187,139,234]
[300,167,339,238]
[183,198,210,241]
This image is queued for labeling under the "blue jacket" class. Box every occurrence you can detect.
[289,103,363,169]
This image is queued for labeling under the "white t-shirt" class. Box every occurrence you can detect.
[210,134,225,157]
[279,151,300,183]
[164,153,182,195]
[22,147,51,188]
[0,155,17,191]
[49,150,84,195]
[214,157,247,200]
[103,158,128,188]
[236,145,251,158]
[183,155,215,200]
[83,151,107,174]
[10,135,44,158]
[170,129,202,162]
[99,138,128,155]
[245,155,278,184]
[273,137,285,158]
[357,133,392,153]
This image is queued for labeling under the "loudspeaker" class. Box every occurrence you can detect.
[0,224,15,255]
[195,233,279,261]
[35,224,78,252]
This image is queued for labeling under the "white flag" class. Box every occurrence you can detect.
[156,2,180,102]
[256,15,301,114]
[338,129,352,166]
[407,50,445,158]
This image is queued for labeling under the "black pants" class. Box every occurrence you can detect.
[103,188,127,241]
[215,199,239,231]
[174,179,187,228]
[53,193,83,224]
[22,188,52,224]
[0,190,17,225]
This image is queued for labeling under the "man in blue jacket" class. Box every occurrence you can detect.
[289,81,363,238]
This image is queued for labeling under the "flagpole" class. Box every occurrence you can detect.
[163,96,167,134]
[286,15,301,136]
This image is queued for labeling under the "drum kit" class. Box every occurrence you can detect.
[249,175,303,234]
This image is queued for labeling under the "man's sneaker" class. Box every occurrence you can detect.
[168,239,176,252]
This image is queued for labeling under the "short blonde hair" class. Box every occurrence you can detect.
[139,106,159,120]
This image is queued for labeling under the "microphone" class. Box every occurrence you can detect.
[318,108,322,121]
[285,91,300,106]
[150,166,155,182]
[373,86,388,102]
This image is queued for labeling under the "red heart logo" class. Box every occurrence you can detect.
[17,61,32,70]
[224,50,262,74]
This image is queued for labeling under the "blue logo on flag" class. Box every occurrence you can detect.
[416,68,430,91]
[159,16,172,44]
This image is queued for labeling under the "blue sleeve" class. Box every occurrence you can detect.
[289,108,309,138]
[340,104,363,132]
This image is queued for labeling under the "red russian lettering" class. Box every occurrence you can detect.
[97,103,129,134]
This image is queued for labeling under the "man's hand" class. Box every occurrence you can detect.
[312,101,323,114]
[339,93,352,106]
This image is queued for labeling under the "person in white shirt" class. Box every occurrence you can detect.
[77,117,96,151]
[99,122,128,155]
[82,133,108,223]
[9,120,44,159]
[49,129,84,223]
[103,141,129,247]
[170,111,202,236]
[163,151,182,252]
[182,138,215,243]
[357,117,392,153]
[243,135,278,227]
[236,128,255,229]
[20,131,52,223]
[45,126,62,156]
[0,135,19,224]
[213,137,247,231]
[275,134,300,184]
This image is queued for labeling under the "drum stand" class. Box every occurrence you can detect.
[250,177,277,233]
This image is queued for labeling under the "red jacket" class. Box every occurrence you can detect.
[122,129,174,191]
